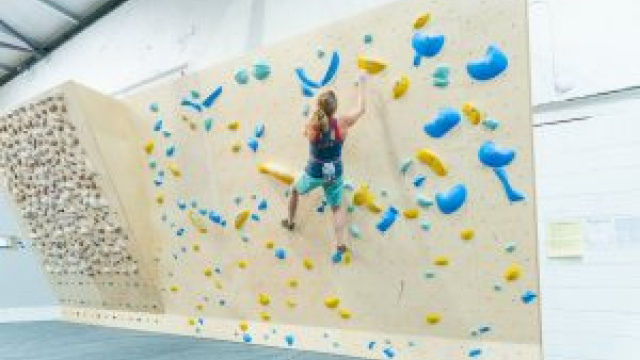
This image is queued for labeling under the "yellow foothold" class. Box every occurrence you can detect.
[403,208,420,219]
[214,281,223,289]
[286,299,297,308]
[257,163,295,185]
[425,313,441,325]
[195,304,204,311]
[234,210,250,230]
[169,285,178,293]
[143,140,154,154]
[203,268,212,277]
[433,256,449,266]
[238,260,248,269]
[189,122,197,130]
[416,148,447,176]
[353,184,382,213]
[258,293,270,306]
[504,264,522,282]
[357,56,387,74]
[155,195,164,204]
[460,229,474,241]
[344,251,352,265]
[167,163,181,177]
[260,311,271,321]
[324,297,340,309]
[265,240,274,249]
[287,279,298,288]
[392,75,410,99]
[239,321,249,332]
[303,258,314,270]
[227,121,239,130]
[188,318,196,326]
[231,142,241,153]
[338,309,352,319]
[413,13,431,29]
[192,244,200,252]
[462,102,483,125]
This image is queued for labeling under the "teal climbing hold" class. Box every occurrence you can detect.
[482,118,499,131]
[252,60,271,80]
[349,224,361,239]
[424,270,436,279]
[204,118,213,132]
[420,221,431,231]
[363,34,373,44]
[234,68,249,85]
[416,194,434,208]
[190,90,200,99]
[149,103,159,112]
[505,242,517,253]
[399,158,413,175]
[432,65,450,87]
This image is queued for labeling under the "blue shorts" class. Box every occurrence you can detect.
[294,172,344,207]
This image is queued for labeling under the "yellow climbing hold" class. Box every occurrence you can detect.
[392,75,409,99]
[167,163,181,177]
[413,13,431,29]
[338,309,352,319]
[504,264,522,282]
[169,285,178,292]
[425,313,441,325]
[188,210,207,234]
[265,240,274,249]
[353,184,382,213]
[303,258,314,270]
[257,163,295,185]
[344,251,352,265]
[357,56,387,74]
[214,280,223,289]
[155,194,164,204]
[258,293,270,306]
[460,229,474,241]
[462,102,483,125]
[195,304,204,311]
[234,210,250,230]
[324,297,340,309]
[188,318,196,326]
[287,279,298,288]
[433,256,450,266]
[227,121,239,130]
[416,148,447,176]
[286,299,297,308]
[203,268,212,277]
[143,140,154,154]
[231,142,241,153]
[238,260,248,269]
[260,311,271,321]
[239,321,249,332]
[403,208,420,219]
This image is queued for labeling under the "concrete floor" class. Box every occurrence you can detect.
[0,321,355,360]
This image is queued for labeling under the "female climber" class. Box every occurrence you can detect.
[282,75,367,262]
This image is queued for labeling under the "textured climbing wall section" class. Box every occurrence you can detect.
[0,83,163,313]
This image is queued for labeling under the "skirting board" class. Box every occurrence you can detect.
[0,306,61,323]
[62,307,541,360]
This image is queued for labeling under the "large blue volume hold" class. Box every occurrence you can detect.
[412,32,445,67]
[466,45,508,81]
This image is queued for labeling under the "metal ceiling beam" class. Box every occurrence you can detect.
[0,19,43,56]
[35,0,82,23]
[0,40,35,53]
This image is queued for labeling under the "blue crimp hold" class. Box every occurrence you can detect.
[376,207,399,232]
[424,107,461,138]
[202,86,223,109]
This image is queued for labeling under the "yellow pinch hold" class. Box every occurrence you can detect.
[231,142,241,153]
[227,121,239,130]
[287,279,298,288]
[460,229,474,241]
[416,148,447,176]
[338,309,352,319]
[188,318,196,326]
[155,194,164,204]
[257,163,295,185]
[504,264,522,282]
[324,297,340,309]
[260,311,271,321]
[462,102,483,125]
[258,293,270,306]
[234,209,250,230]
[303,258,314,270]
[203,268,212,277]
[433,256,449,266]
[357,56,387,74]
[238,260,248,269]
[143,140,154,155]
[425,313,441,325]
[403,208,420,219]
[195,304,204,311]
[353,184,382,213]
[392,75,410,99]
[344,251,352,265]
[413,12,431,29]
[286,299,297,308]
[265,240,274,249]
[169,285,178,293]
[167,162,181,177]
[214,280,223,289]
[239,321,249,332]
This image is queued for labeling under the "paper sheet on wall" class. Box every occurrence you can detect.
[546,221,584,258]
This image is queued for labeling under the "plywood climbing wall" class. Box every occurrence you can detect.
[0,0,540,359]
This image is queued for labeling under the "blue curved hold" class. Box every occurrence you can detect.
[153,119,163,132]
[478,140,515,168]
[254,123,265,138]
[274,248,287,260]
[493,167,525,202]
[181,99,202,112]
[412,32,445,67]
[435,184,467,214]
[466,45,508,81]
[413,174,426,188]
[331,250,343,264]
[202,86,222,108]
[376,207,399,233]
[247,137,258,152]
[165,145,176,157]
[521,290,537,304]
[208,211,222,224]
[301,85,314,98]
[424,107,461,138]
[294,50,340,90]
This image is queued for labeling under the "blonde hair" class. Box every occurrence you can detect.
[308,90,337,139]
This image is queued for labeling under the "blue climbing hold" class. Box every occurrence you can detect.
[252,60,271,80]
[424,108,460,138]
[149,103,159,112]
[413,175,426,188]
[412,32,445,67]
[242,333,252,343]
[177,200,186,210]
[478,140,515,168]
[254,123,265,138]
[180,99,202,112]
[383,347,395,358]
[176,228,185,236]
[285,334,295,346]
[162,130,171,138]
[153,119,163,132]
[469,348,482,358]
[247,137,258,152]
[521,290,537,304]
[294,50,340,90]
[466,45,508,81]
[376,207,399,233]
[234,69,249,85]
[368,341,376,350]
[301,85,314,98]
[363,33,373,44]
[251,213,260,222]
[331,250,343,264]
[493,167,525,202]
[208,211,222,224]
[274,248,287,260]
[257,199,267,211]
[165,145,176,157]
[202,86,223,108]
[435,184,467,214]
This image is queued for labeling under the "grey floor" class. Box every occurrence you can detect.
[0,321,356,360]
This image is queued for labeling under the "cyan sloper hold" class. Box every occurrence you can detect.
[181,99,202,112]
[435,184,467,214]
[493,167,525,202]
[432,65,450,87]
[416,194,434,208]
[204,118,213,132]
[294,50,340,89]
[399,158,413,175]
[376,206,399,233]
[149,103,159,112]
[349,224,361,238]
[466,45,509,81]
[234,68,249,85]
[478,140,515,168]
[252,60,271,80]
[285,334,295,346]
[257,199,267,211]
[202,86,223,108]
[254,123,265,138]
[247,137,259,152]
[424,108,461,138]
[482,118,499,131]
[412,31,445,67]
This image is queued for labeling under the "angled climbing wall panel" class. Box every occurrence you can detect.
[0,82,163,313]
